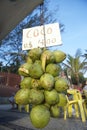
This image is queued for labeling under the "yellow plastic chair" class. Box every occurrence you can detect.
[64,89,86,122]
[73,89,87,119]
[74,90,86,121]
[64,95,79,120]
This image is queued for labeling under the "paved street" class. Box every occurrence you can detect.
[0,104,87,130]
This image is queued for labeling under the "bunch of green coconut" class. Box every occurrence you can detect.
[14,47,69,129]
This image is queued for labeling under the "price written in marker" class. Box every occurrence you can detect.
[22,23,62,50]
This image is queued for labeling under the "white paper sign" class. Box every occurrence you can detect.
[22,23,62,50]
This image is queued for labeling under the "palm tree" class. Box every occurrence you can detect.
[62,49,87,85]
[81,50,87,74]
[82,50,87,60]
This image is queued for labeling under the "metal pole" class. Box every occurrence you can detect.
[40,1,46,48]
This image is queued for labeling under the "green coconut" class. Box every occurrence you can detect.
[30,105,50,129]
[28,48,42,62]
[55,77,69,93]
[29,89,44,105]
[50,105,60,118]
[31,78,41,89]
[14,88,30,105]
[44,89,59,105]
[53,50,66,63]
[54,76,60,82]
[29,60,44,79]
[18,62,32,77]
[40,73,55,90]
[20,77,32,89]
[41,49,55,72]
[46,63,60,77]
[57,93,67,107]
[44,102,50,110]
[26,56,33,64]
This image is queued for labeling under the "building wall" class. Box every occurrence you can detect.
[0,72,21,87]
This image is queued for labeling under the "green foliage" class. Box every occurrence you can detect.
[63,49,87,85]
[71,72,85,85]
[0,0,64,74]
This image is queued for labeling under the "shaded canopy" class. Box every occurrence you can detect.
[0,0,43,41]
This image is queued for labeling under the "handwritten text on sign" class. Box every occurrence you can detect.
[22,23,62,50]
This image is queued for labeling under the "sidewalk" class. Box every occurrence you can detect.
[0,104,12,111]
[0,104,87,130]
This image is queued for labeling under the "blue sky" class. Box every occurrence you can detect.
[48,0,87,56]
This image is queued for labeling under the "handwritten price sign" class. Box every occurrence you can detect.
[22,23,62,50]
